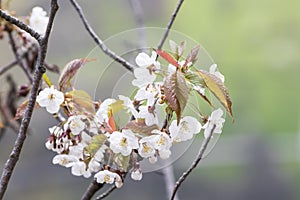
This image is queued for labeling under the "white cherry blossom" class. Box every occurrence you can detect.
[169,116,202,143]
[118,95,138,118]
[137,105,158,126]
[132,68,156,88]
[132,51,160,88]
[135,51,160,69]
[134,82,162,107]
[52,154,79,167]
[203,108,225,138]
[71,161,91,178]
[29,7,49,35]
[95,98,116,124]
[36,85,64,114]
[64,115,86,135]
[109,129,139,156]
[131,168,143,181]
[138,135,156,158]
[95,170,122,186]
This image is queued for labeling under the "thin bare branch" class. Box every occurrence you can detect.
[157,0,184,50]
[128,0,146,50]
[96,185,117,200]
[0,1,59,198]
[69,0,135,72]
[0,9,41,42]
[170,125,216,200]
[0,60,18,75]
[81,179,104,200]
[7,29,33,83]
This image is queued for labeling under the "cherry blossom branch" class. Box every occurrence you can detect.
[0,9,41,42]
[69,0,135,72]
[0,1,59,199]
[96,185,117,200]
[157,0,186,196]
[170,125,216,200]
[157,0,185,50]
[7,29,33,83]
[81,180,104,200]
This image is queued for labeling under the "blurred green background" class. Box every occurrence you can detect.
[1,0,300,199]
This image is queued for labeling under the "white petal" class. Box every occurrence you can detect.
[135,52,151,67]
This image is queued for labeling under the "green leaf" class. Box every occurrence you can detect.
[185,71,213,107]
[196,70,233,119]
[125,119,160,136]
[163,71,189,124]
[185,71,205,86]
[110,100,125,115]
[58,58,95,92]
[115,154,131,172]
[69,90,95,114]
[84,134,107,158]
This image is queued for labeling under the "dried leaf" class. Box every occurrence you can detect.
[58,58,95,92]
[163,71,189,124]
[68,90,95,114]
[125,119,160,136]
[196,70,233,119]
[14,100,39,120]
[84,134,107,158]
[184,45,200,67]
[156,49,180,68]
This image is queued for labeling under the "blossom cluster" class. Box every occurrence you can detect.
[36,41,228,188]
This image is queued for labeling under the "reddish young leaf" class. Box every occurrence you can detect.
[108,111,117,132]
[163,71,189,124]
[183,45,200,67]
[156,49,180,68]
[58,58,95,92]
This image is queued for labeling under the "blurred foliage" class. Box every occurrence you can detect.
[173,0,300,135]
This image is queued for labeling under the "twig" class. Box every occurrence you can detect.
[69,0,135,72]
[0,60,18,75]
[157,0,184,50]
[128,0,146,50]
[96,185,117,200]
[170,125,216,200]
[7,29,33,83]
[81,179,104,200]
[0,9,41,42]
[0,1,59,199]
